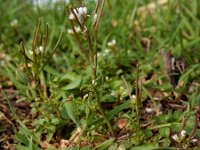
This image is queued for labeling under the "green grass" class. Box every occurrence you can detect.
[0,0,200,149]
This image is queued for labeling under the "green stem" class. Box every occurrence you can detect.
[93,88,114,136]
[135,64,141,141]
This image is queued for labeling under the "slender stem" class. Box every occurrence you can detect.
[93,88,114,136]
[85,30,96,80]
[135,63,141,141]
[94,0,105,39]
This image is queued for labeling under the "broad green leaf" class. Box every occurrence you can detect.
[159,127,170,138]
[15,132,29,146]
[63,101,80,126]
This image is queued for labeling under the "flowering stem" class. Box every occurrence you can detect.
[66,6,84,53]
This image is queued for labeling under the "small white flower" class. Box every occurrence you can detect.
[35,46,44,55]
[94,0,98,4]
[131,95,136,99]
[102,49,110,57]
[67,26,81,34]
[191,139,198,143]
[29,50,33,55]
[83,94,89,100]
[69,7,88,24]
[111,90,117,97]
[79,7,87,16]
[107,39,116,48]
[93,13,98,25]
[92,80,97,86]
[10,19,18,27]
[172,134,179,142]
[181,130,186,138]
[69,13,75,20]
[105,49,110,54]
[119,86,125,92]
[75,26,81,32]
[66,0,70,4]
[145,108,153,113]
[67,29,73,34]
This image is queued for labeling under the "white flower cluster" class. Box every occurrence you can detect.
[29,46,44,55]
[107,39,116,48]
[172,130,198,145]
[69,7,88,24]
[67,26,81,34]
[111,86,128,99]
[172,130,186,142]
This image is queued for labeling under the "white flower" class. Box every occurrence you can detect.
[172,134,179,142]
[145,108,153,113]
[131,95,136,99]
[29,47,42,55]
[67,26,81,34]
[67,29,73,34]
[83,94,89,100]
[69,7,88,24]
[107,39,116,48]
[111,90,117,97]
[191,139,198,143]
[69,13,75,20]
[75,26,81,32]
[78,7,87,16]
[93,13,98,25]
[92,80,97,86]
[181,130,186,138]
[94,0,98,4]
[66,0,70,4]
[10,19,18,27]
[29,50,33,55]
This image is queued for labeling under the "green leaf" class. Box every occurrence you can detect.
[88,100,131,126]
[93,138,115,150]
[15,132,29,146]
[159,127,170,138]
[15,145,30,150]
[160,138,171,147]
[62,76,82,90]
[107,100,131,120]
[44,65,62,77]
[63,101,80,127]
[130,146,158,150]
